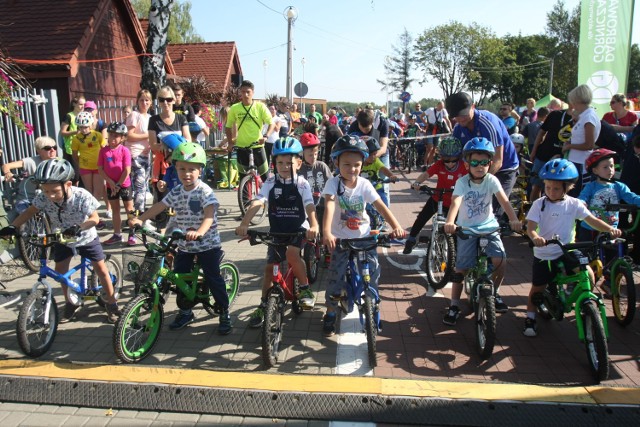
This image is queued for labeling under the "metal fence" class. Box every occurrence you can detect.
[95,99,132,124]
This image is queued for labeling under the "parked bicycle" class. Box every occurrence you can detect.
[11,230,121,357]
[113,226,240,363]
[237,142,266,224]
[397,138,418,174]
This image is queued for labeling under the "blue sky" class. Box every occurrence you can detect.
[189,0,639,104]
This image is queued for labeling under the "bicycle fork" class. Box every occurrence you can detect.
[352,254,382,332]
[30,280,55,326]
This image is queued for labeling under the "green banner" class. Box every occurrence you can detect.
[578,0,635,116]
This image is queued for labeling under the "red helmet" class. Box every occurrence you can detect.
[299,132,320,147]
[585,148,617,172]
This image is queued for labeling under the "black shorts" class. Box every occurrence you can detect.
[267,235,304,264]
[53,237,105,263]
[531,252,583,286]
[236,145,269,176]
[106,186,133,202]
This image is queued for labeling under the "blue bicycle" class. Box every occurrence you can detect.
[335,233,391,368]
[15,230,122,357]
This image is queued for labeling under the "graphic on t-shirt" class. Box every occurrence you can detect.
[338,194,365,230]
[589,186,617,224]
[464,190,491,220]
[315,171,326,193]
[188,197,202,215]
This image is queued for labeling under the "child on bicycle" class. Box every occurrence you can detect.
[403,137,467,254]
[358,136,397,206]
[525,158,621,337]
[99,122,134,246]
[298,132,332,226]
[128,142,232,335]
[235,137,319,328]
[321,135,406,336]
[443,137,522,325]
[0,159,121,323]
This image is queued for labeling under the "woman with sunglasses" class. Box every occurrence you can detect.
[602,93,638,140]
[2,136,59,214]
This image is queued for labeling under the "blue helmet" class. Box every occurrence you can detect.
[463,137,495,161]
[188,121,203,134]
[273,137,303,157]
[161,134,188,151]
[539,158,579,181]
[330,135,369,161]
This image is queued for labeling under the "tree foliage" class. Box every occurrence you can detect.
[628,44,640,93]
[377,29,416,108]
[544,0,580,97]
[131,0,204,43]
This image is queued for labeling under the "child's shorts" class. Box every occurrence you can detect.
[267,235,304,264]
[53,237,105,263]
[456,233,505,270]
[532,252,584,286]
[79,168,99,176]
[106,186,133,202]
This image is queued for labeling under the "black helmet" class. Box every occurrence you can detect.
[330,135,369,161]
[357,134,380,154]
[35,158,75,184]
[107,121,128,135]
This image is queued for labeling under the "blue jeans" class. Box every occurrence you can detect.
[380,152,390,205]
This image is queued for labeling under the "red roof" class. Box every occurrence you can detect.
[167,42,241,90]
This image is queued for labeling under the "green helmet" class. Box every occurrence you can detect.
[172,142,207,167]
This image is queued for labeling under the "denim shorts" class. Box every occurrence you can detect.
[455,232,505,270]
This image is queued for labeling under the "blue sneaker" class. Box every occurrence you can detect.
[169,312,194,330]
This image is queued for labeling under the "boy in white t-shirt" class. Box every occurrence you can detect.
[525,158,620,337]
[443,137,522,325]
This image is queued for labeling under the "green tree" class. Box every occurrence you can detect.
[627,44,640,93]
[131,0,204,43]
[544,0,580,97]
[377,29,416,111]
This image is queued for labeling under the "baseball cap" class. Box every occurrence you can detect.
[84,100,97,111]
[445,92,473,118]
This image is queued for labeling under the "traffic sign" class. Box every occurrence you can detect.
[400,91,411,102]
[294,82,309,97]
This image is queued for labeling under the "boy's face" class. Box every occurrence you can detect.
[592,158,615,180]
[544,180,568,201]
[175,160,201,188]
[78,125,91,135]
[41,182,71,203]
[107,132,125,147]
[442,156,460,171]
[174,89,184,104]
[274,154,301,179]
[337,151,364,183]
[465,153,491,179]
[303,146,319,164]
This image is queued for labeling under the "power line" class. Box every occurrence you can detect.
[254,0,281,16]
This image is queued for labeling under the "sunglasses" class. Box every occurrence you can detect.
[443,158,458,164]
[40,145,57,151]
[158,97,174,103]
[469,159,491,167]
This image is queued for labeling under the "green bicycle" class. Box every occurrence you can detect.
[113,226,240,363]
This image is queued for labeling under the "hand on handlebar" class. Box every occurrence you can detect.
[509,220,523,233]
[531,236,546,247]
[235,225,249,237]
[444,222,457,235]
[323,232,337,252]
[390,226,406,239]
[62,224,82,237]
[128,217,143,228]
[306,225,319,241]
[184,229,202,241]
[609,228,622,238]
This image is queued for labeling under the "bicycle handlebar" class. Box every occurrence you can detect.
[132,225,198,252]
[604,204,639,213]
[419,186,453,196]
[337,233,391,251]
[242,230,308,247]
[19,230,76,247]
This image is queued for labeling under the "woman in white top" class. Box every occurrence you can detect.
[563,84,601,196]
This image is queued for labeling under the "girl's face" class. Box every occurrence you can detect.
[303,146,319,165]
[592,157,615,180]
[41,182,71,203]
[175,160,201,188]
[138,96,152,112]
[123,108,132,118]
[337,151,364,184]
[108,133,125,148]
[78,125,91,135]
[74,98,85,113]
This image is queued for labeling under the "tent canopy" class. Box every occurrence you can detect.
[535,94,564,109]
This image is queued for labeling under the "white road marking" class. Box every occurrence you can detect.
[336,308,373,376]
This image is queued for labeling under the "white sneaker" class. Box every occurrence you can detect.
[105,210,112,219]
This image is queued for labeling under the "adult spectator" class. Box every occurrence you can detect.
[307,104,323,125]
[446,92,519,220]
[322,115,343,166]
[278,104,292,138]
[59,96,85,179]
[518,98,537,131]
[393,106,406,124]
[225,80,274,183]
[327,108,338,126]
[172,84,196,122]
[191,102,210,147]
[547,98,563,112]
[265,104,285,166]
[522,107,549,154]
[563,84,600,197]
[602,93,638,141]
[424,101,452,165]
[289,103,301,133]
[412,103,426,127]
[498,102,518,135]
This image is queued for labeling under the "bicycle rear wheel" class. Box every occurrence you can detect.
[95,256,123,308]
[475,294,496,360]
[113,294,164,363]
[16,290,58,357]
[363,292,378,368]
[262,293,283,368]
[18,214,51,272]
[238,174,266,225]
[611,264,636,326]
[406,148,415,174]
[581,300,609,382]
[425,232,456,290]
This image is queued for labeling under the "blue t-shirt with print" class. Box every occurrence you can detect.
[578,180,640,230]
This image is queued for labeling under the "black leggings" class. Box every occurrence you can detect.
[409,197,444,238]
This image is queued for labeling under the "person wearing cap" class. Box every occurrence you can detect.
[446,92,519,226]
[84,100,108,139]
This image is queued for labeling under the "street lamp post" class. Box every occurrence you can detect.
[284,6,298,105]
[301,57,306,114]
[547,51,562,95]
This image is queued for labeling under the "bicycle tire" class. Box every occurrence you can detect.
[18,214,51,272]
[407,148,415,174]
[581,300,609,382]
[363,292,378,368]
[303,242,319,284]
[113,293,164,363]
[237,174,266,225]
[611,264,636,327]
[262,293,283,368]
[16,289,58,358]
[95,257,123,308]
[426,232,456,290]
[291,277,303,314]
[475,294,496,360]
[202,261,240,316]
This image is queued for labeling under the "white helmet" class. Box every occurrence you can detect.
[510,133,525,145]
[75,111,94,127]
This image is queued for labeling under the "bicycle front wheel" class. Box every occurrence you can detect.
[425,232,456,290]
[475,294,496,360]
[113,294,164,363]
[262,293,283,368]
[407,148,415,174]
[582,300,609,382]
[363,292,378,368]
[16,290,58,357]
[18,214,51,272]
[611,264,636,326]
[95,256,123,308]
[237,174,266,225]
[303,242,319,284]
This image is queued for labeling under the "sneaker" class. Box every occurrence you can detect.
[323,311,337,336]
[249,306,264,328]
[105,303,122,324]
[297,287,315,310]
[218,310,232,335]
[127,236,137,246]
[96,221,107,230]
[169,312,195,330]
[523,317,537,337]
[104,234,123,246]
[0,291,20,308]
[59,302,79,323]
[442,305,460,326]
[494,294,509,313]
[403,237,417,255]
[105,210,113,219]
